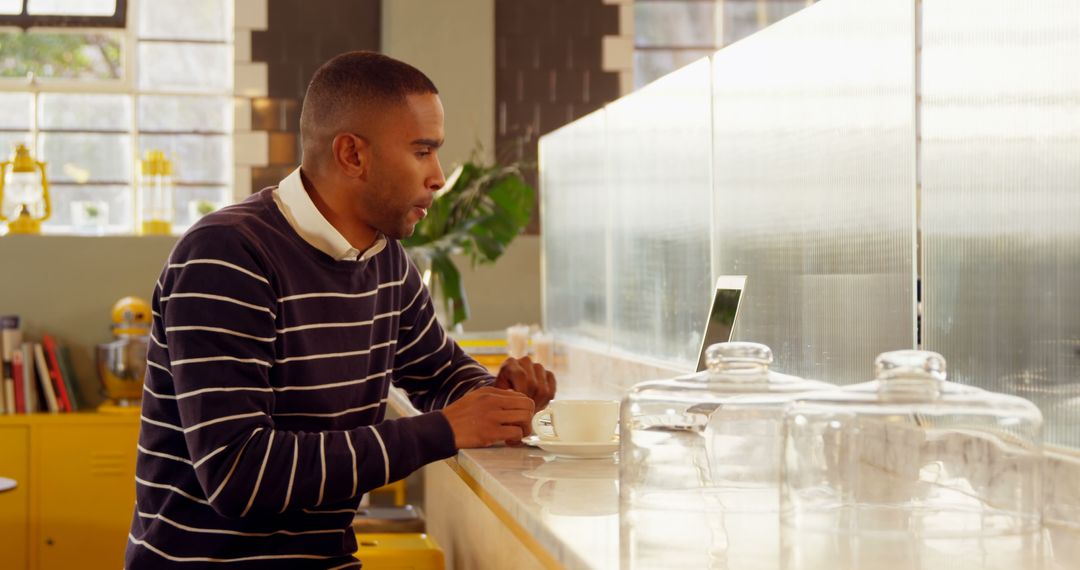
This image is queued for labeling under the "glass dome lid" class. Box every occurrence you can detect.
[788,349,1044,422]
[780,350,1044,570]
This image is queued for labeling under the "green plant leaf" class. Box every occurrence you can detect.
[403,155,534,327]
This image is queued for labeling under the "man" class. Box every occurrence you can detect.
[126,51,556,569]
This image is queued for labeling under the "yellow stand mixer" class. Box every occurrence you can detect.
[96,297,151,413]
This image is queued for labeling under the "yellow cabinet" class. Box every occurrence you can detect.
[0,413,138,570]
[0,426,30,569]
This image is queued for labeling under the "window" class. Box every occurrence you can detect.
[634,0,817,89]
[0,0,126,29]
[0,0,232,235]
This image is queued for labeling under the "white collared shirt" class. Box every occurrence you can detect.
[272,167,386,262]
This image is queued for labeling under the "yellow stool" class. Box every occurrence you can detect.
[371,479,407,506]
[354,533,444,570]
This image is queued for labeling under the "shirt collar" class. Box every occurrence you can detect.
[272,167,386,262]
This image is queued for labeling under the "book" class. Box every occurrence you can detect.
[1,314,20,414]
[11,349,25,414]
[21,343,37,414]
[41,335,72,413]
[55,344,80,412]
[33,343,59,413]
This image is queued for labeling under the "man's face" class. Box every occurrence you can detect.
[359,93,446,240]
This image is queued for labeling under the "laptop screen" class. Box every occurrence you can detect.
[695,276,747,372]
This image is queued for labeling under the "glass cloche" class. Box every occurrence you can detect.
[781,350,1044,570]
[619,341,833,569]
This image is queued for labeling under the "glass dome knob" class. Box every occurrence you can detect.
[874,350,947,382]
[706,341,773,373]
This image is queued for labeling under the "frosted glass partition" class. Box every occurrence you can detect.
[711,0,916,384]
[540,110,610,344]
[605,59,714,364]
[921,0,1080,446]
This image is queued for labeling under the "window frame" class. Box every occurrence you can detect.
[0,0,234,234]
[0,0,127,29]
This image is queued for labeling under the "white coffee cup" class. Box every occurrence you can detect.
[531,399,619,443]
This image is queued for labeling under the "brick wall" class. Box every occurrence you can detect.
[495,0,624,232]
[248,0,381,193]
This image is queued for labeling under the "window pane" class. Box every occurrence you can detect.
[0,31,123,80]
[138,43,229,92]
[27,0,116,16]
[0,93,32,130]
[140,135,229,185]
[42,184,131,235]
[39,133,132,183]
[0,0,21,15]
[0,133,32,159]
[39,93,131,131]
[635,1,719,48]
[174,185,230,230]
[139,95,230,133]
[139,0,229,42]
[634,49,715,89]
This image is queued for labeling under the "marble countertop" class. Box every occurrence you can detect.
[389,385,1080,570]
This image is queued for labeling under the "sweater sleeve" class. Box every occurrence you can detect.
[390,247,494,411]
[153,226,457,519]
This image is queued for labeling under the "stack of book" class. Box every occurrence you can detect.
[0,315,82,414]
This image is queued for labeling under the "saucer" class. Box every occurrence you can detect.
[535,438,619,459]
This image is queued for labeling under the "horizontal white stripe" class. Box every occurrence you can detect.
[137,511,343,537]
[150,332,168,348]
[184,411,265,434]
[277,275,406,303]
[274,400,384,419]
[161,292,275,317]
[276,310,401,334]
[147,360,172,376]
[274,370,387,392]
[167,325,276,343]
[144,384,176,400]
[394,313,437,355]
[137,444,192,465]
[301,507,357,515]
[141,415,184,432]
[400,284,424,314]
[274,340,395,364]
[128,534,336,562]
[172,355,272,367]
[394,336,448,373]
[152,309,161,318]
[168,258,270,285]
[193,445,229,470]
[395,357,453,383]
[163,385,274,400]
[135,477,210,505]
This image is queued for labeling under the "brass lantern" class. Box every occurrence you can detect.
[0,144,51,235]
[137,149,174,235]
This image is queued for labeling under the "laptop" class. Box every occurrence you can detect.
[695,275,747,372]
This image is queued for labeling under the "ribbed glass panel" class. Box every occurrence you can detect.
[711,0,916,384]
[921,0,1080,446]
[540,110,610,345]
[606,58,714,365]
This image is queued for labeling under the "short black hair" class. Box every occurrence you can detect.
[300,51,438,164]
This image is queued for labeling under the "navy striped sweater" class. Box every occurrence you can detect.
[126,188,492,569]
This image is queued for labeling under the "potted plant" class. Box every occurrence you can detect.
[402,155,534,329]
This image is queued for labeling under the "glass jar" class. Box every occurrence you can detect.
[781,350,1044,570]
[619,341,833,569]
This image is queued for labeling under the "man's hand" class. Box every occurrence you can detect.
[494,356,557,411]
[441,386,536,448]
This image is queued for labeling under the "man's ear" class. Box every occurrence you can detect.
[331,133,369,179]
